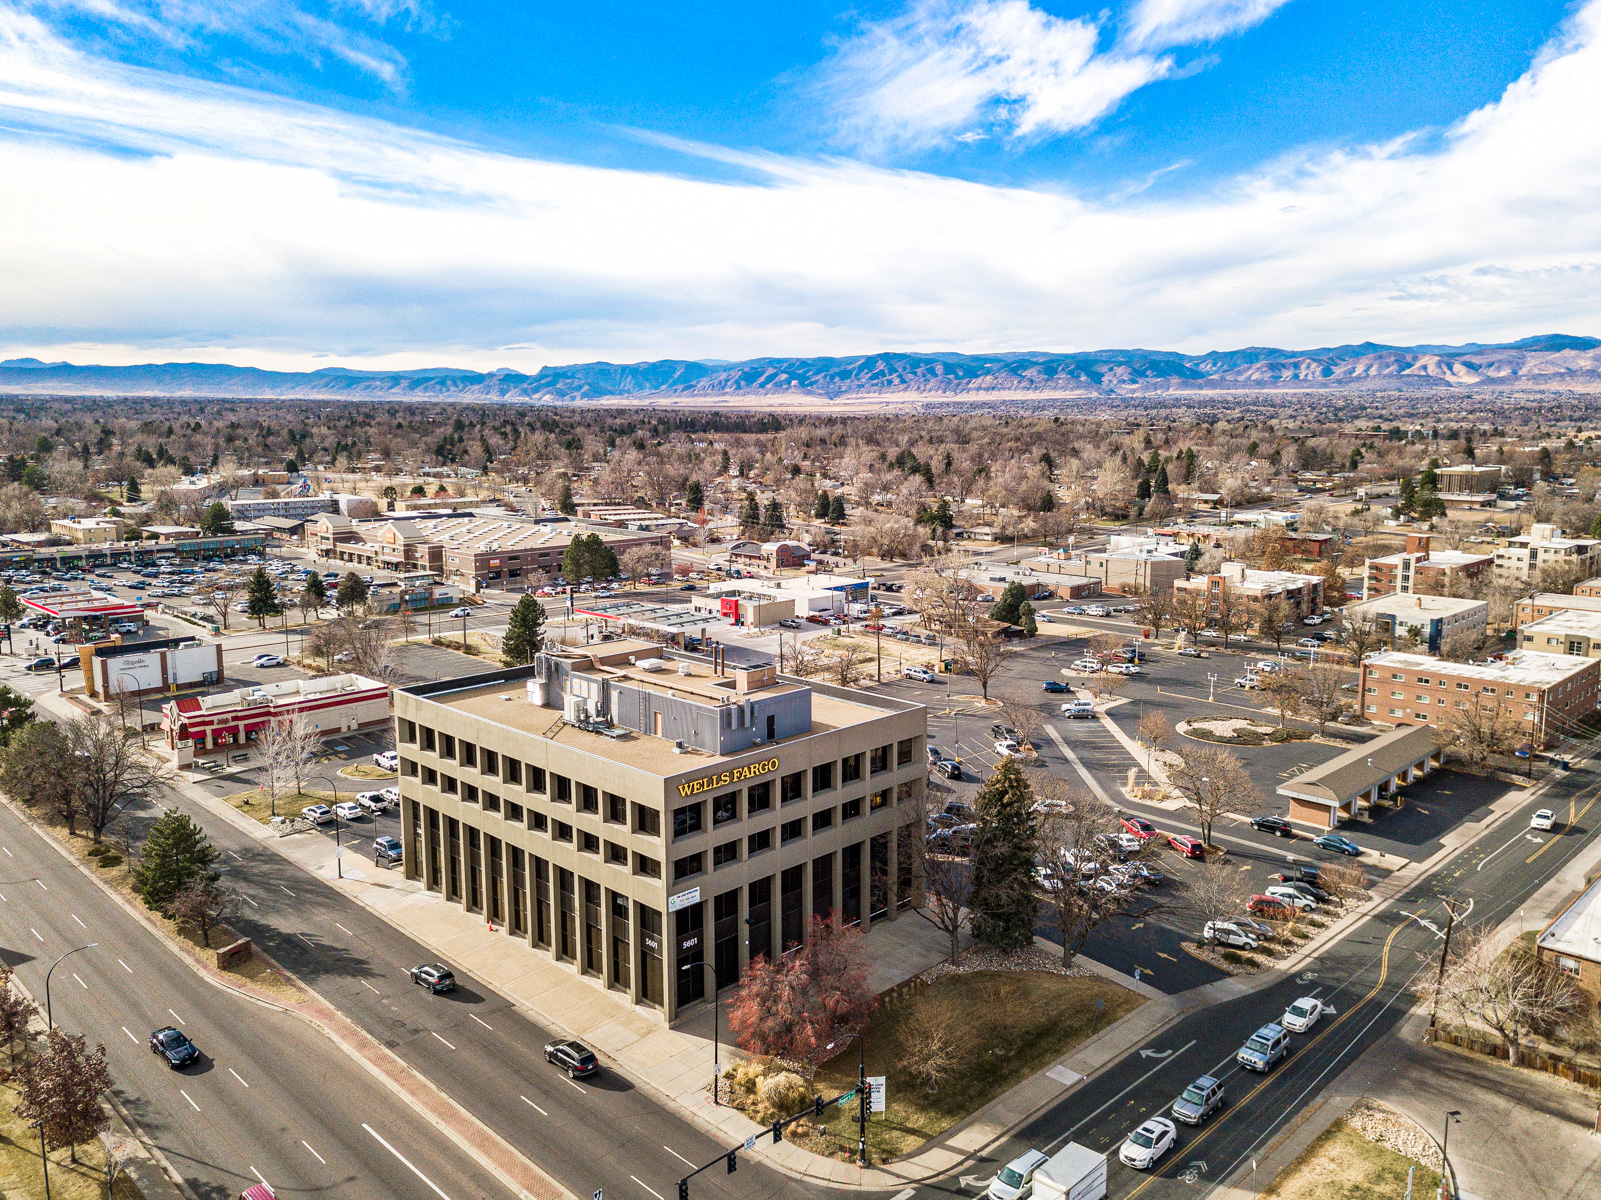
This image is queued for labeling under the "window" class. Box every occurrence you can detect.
[1482,687,1497,696]
[1456,682,1470,691]
[747,781,771,814]
[1455,700,1468,709]
[441,734,456,759]
[782,771,805,803]
[812,808,834,833]
[811,762,834,792]
[634,804,661,836]
[400,719,417,743]
[554,774,572,804]
[483,791,500,814]
[1366,704,1376,713]
[781,818,804,844]
[713,840,740,868]
[460,741,477,769]
[897,737,917,767]
[712,792,739,827]
[463,783,479,805]
[506,801,524,824]
[1389,673,1404,681]
[579,784,599,814]
[504,758,521,786]
[871,789,890,811]
[841,753,863,784]
[1389,708,1402,717]
[441,774,458,795]
[482,749,498,776]
[1390,691,1403,699]
[554,820,573,843]
[402,757,418,777]
[607,841,629,866]
[421,726,436,752]
[423,765,438,787]
[1416,695,1430,702]
[841,796,862,821]
[530,810,548,832]
[1365,687,1377,695]
[673,802,704,839]
[869,745,889,774]
[606,793,627,824]
[526,764,547,793]
[673,853,704,882]
[748,828,772,855]
[634,853,661,879]
[1556,955,1580,978]
[580,831,600,855]
[1415,677,1430,686]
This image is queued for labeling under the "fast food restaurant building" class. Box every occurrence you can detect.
[392,640,927,1024]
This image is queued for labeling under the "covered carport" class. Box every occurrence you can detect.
[1277,724,1445,830]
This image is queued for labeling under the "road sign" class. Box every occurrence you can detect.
[743,1135,756,1150]
[867,1076,886,1114]
[837,1089,857,1107]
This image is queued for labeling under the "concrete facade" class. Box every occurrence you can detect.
[392,641,927,1025]
[1361,534,1492,598]
[1510,592,1601,630]
[1493,523,1601,583]
[1171,561,1326,619]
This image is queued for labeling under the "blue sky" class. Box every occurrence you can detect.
[1,0,1598,368]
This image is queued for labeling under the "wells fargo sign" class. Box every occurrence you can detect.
[677,757,779,797]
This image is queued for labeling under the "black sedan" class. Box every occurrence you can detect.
[544,1039,599,1078]
[149,1026,200,1068]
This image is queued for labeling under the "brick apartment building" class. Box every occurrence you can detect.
[1362,534,1492,598]
[1358,650,1599,748]
[1512,592,1601,630]
[1171,561,1325,619]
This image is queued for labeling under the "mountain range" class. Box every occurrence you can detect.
[4,335,1601,403]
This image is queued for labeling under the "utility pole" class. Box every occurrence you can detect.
[1428,898,1463,1041]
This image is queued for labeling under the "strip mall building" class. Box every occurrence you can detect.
[161,674,391,764]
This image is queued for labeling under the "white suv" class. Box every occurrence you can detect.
[902,665,936,683]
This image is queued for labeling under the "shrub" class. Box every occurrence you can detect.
[758,1071,810,1118]
[1220,949,1245,964]
[96,854,122,869]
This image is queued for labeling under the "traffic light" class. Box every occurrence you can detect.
[771,1120,783,1144]
[814,1094,825,1117]
[678,1181,688,1200]
[726,1151,737,1175]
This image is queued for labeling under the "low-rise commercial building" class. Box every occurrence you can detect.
[1071,548,1187,595]
[1171,561,1326,619]
[161,673,391,763]
[1493,524,1601,583]
[1362,535,1492,597]
[1435,464,1506,508]
[1358,650,1599,747]
[225,495,337,522]
[726,540,811,571]
[82,637,223,699]
[49,517,125,544]
[1277,725,1444,830]
[1518,611,1601,660]
[1341,593,1488,654]
[393,642,927,1025]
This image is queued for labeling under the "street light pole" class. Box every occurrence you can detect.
[461,609,469,651]
[319,775,344,879]
[1439,1110,1460,1200]
[704,963,721,1105]
[44,943,99,1028]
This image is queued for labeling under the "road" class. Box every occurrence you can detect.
[0,801,513,1200]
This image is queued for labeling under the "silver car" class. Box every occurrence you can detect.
[1171,1075,1225,1125]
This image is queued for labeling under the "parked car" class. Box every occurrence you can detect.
[1280,996,1325,1033]
[1275,864,1321,885]
[927,745,945,764]
[986,1148,1050,1200]
[1263,885,1317,911]
[149,1026,201,1068]
[1118,1116,1177,1170]
[1042,680,1070,694]
[1530,808,1556,831]
[409,963,456,993]
[1247,893,1295,918]
[1070,658,1104,673]
[251,653,285,668]
[355,791,389,815]
[447,606,473,618]
[1250,815,1295,838]
[1203,921,1258,950]
[331,801,363,822]
[1236,1023,1289,1072]
[544,1038,600,1078]
[903,665,936,683]
[1121,860,1166,886]
[373,835,404,865]
[1176,646,1204,657]
[1302,614,1325,625]
[373,750,399,771]
[1121,815,1158,840]
[380,786,400,803]
[994,739,1022,756]
[1297,636,1322,648]
[1106,663,1141,676]
[1276,879,1330,903]
[1313,832,1363,857]
[1060,700,1095,719]
[1167,834,1205,859]
[1171,1075,1226,1125]
[300,804,333,824]
[23,656,57,672]
[930,824,977,856]
[1233,674,1261,689]
[934,759,963,780]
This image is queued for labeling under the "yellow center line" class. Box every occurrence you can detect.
[1120,920,1405,1199]
[1526,789,1600,864]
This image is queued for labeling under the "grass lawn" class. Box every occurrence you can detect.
[1260,1120,1441,1200]
[806,971,1141,1162]
[337,763,396,780]
[0,1071,139,1200]
[220,787,341,825]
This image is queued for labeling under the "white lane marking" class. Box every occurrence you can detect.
[335,922,353,936]
[229,1068,250,1088]
[0,893,6,902]
[72,973,87,989]
[663,1146,694,1168]
[297,934,314,947]
[2,846,10,856]
[180,1089,200,1112]
[1041,1039,1197,1153]
[362,980,380,994]
[168,1009,185,1025]
[430,1032,455,1049]
[122,1026,138,1044]
[250,1167,271,1190]
[29,928,42,942]
[469,1014,492,1030]
[35,879,46,890]
[71,914,87,928]
[1476,825,1530,872]
[362,1123,452,1200]
[1044,723,1113,804]
[241,892,258,907]
[229,851,244,861]
[632,1176,664,1200]
[302,1140,326,1165]
[565,1077,587,1094]
[279,885,295,896]
[117,959,132,973]
[520,1095,547,1116]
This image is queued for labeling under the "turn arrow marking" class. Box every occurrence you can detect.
[958,1174,995,1191]
[1138,1047,1175,1059]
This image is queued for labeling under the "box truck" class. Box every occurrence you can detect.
[1031,1142,1108,1200]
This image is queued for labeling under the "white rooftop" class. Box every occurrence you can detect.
[1368,549,1493,568]
[1521,593,1601,614]
[1343,594,1487,620]
[1519,610,1601,638]
[1365,649,1594,687]
[1538,873,1601,964]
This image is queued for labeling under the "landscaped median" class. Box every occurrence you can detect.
[1260,1098,1441,1199]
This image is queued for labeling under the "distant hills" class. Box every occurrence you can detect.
[4,334,1601,402]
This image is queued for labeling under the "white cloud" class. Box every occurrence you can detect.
[1123,0,1293,52]
[1,3,1601,370]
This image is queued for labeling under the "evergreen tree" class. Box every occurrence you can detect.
[827,494,846,523]
[760,497,786,536]
[1462,435,1475,461]
[0,686,33,747]
[814,490,831,519]
[502,594,546,665]
[302,572,326,610]
[931,498,954,533]
[1018,601,1037,638]
[991,581,1027,625]
[719,448,730,473]
[133,810,219,911]
[1038,449,1055,476]
[1145,449,1161,475]
[0,584,22,626]
[199,501,233,535]
[124,475,142,502]
[335,571,369,611]
[969,758,1039,950]
[1184,542,1202,573]
[1136,477,1152,501]
[1153,464,1171,495]
[685,480,704,511]
[245,566,280,627]
[557,481,576,515]
[740,492,761,532]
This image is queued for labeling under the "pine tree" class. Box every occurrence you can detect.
[124,475,142,501]
[685,480,704,510]
[336,571,369,611]
[199,501,233,535]
[303,572,326,609]
[740,492,761,532]
[1018,601,1037,638]
[502,594,546,665]
[828,494,846,523]
[245,566,280,627]
[991,581,1027,625]
[557,481,576,515]
[969,758,1039,950]
[761,498,786,536]
[0,584,21,626]
[1153,464,1171,495]
[133,809,219,911]
[814,490,831,519]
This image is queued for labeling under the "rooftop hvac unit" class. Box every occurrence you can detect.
[638,658,667,672]
[563,694,590,725]
[677,662,692,675]
[526,679,548,706]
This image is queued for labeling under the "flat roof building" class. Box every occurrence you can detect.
[1518,610,1601,660]
[1341,593,1488,654]
[1362,534,1492,598]
[225,495,337,521]
[1494,524,1601,583]
[1512,592,1601,630]
[1536,873,1601,1003]
[1172,561,1326,618]
[392,641,927,1025]
[162,673,391,763]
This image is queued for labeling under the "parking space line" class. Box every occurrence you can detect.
[230,1068,250,1087]
[180,1089,200,1112]
[469,1014,493,1030]
[431,1032,456,1049]
[122,1026,138,1044]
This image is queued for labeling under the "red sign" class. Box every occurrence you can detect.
[720,597,739,619]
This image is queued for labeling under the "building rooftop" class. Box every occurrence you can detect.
[1364,649,1594,687]
[1343,594,1487,619]
[1367,549,1493,568]
[1538,873,1601,965]
[179,673,388,714]
[1278,724,1442,808]
[1519,610,1601,638]
[1521,592,1601,614]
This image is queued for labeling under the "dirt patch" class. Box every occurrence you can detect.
[1178,717,1311,745]
[1260,1101,1441,1199]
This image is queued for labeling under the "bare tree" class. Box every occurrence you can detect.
[64,714,166,844]
[0,964,37,1067]
[1136,709,1173,769]
[201,577,243,631]
[168,879,239,950]
[1173,589,1211,643]
[828,642,869,687]
[1212,584,1244,643]
[1336,610,1385,663]
[955,626,1015,701]
[16,1028,113,1164]
[777,634,826,677]
[1415,926,1582,1066]
[995,691,1045,756]
[1256,596,1294,655]
[258,714,322,815]
[1444,697,1521,769]
[1295,663,1352,735]
[897,999,963,1094]
[1260,670,1305,728]
[1135,590,1175,639]
[1315,860,1369,900]
[1167,744,1262,847]
[1184,856,1253,939]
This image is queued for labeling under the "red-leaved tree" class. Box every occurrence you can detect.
[726,914,875,1082]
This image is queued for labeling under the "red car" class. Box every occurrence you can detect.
[1167,834,1205,859]
[1247,893,1293,918]
[1122,816,1158,840]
